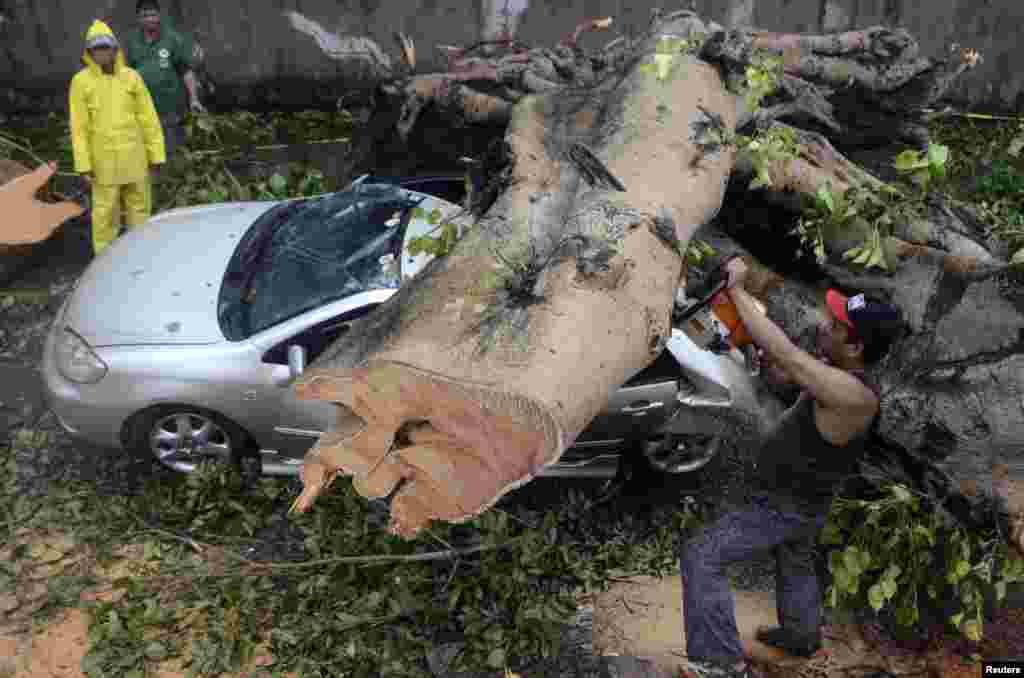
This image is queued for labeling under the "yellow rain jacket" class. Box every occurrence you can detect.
[69,20,165,186]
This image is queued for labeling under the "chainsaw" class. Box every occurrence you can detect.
[673,258,764,374]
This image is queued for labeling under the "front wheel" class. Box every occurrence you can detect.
[125,405,252,473]
[643,432,722,474]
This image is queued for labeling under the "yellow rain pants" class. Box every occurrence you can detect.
[91,182,148,255]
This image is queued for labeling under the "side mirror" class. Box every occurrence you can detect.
[287,344,306,380]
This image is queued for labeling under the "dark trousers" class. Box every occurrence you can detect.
[159,114,185,164]
[679,493,827,664]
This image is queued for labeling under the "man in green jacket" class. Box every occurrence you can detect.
[123,0,205,167]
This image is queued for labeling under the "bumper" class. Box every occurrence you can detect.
[41,323,127,450]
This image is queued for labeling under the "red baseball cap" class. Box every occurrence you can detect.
[825,289,903,362]
[826,289,854,327]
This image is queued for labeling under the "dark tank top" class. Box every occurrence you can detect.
[753,392,874,516]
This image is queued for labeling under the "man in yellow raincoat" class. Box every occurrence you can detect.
[69,19,165,256]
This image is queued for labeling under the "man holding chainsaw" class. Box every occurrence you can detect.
[679,257,903,678]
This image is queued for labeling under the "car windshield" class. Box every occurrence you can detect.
[218,183,423,340]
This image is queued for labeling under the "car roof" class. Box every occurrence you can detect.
[350,174,465,204]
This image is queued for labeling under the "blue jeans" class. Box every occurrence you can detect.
[679,494,827,664]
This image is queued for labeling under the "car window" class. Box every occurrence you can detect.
[625,349,680,387]
[262,304,381,366]
[219,184,423,340]
[402,178,466,205]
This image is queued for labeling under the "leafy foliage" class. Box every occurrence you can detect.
[972,161,1024,260]
[183,110,352,151]
[82,581,178,678]
[929,115,1024,260]
[794,145,948,271]
[638,36,705,80]
[892,144,950,195]
[685,239,716,266]
[407,206,463,258]
[2,420,705,677]
[822,482,1024,642]
[736,125,799,190]
[740,50,784,113]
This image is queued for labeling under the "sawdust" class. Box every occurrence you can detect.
[586,575,1019,678]
[587,575,783,672]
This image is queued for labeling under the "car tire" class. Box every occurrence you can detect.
[643,432,723,474]
[124,404,254,474]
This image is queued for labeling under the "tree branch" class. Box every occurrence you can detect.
[909,332,1024,382]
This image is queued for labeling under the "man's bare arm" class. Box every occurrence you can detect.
[729,286,878,414]
[183,70,201,108]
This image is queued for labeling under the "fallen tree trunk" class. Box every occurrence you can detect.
[285,6,1022,550]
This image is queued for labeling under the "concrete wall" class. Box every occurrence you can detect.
[0,0,1021,114]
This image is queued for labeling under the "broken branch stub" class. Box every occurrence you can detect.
[0,160,83,245]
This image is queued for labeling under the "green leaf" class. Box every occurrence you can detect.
[842,245,863,261]
[950,612,964,629]
[881,579,898,600]
[962,619,982,642]
[854,245,874,266]
[1008,135,1024,157]
[895,600,918,627]
[1009,248,1024,268]
[891,484,912,503]
[956,559,971,579]
[654,53,674,80]
[638,63,656,75]
[868,583,885,611]
[826,584,838,608]
[927,143,949,170]
[268,173,288,195]
[859,548,872,571]
[996,581,1007,602]
[819,521,843,545]
[883,563,902,581]
[894,149,927,172]
[487,647,507,668]
[428,208,442,225]
[750,167,772,189]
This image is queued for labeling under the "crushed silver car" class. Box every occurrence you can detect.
[42,175,777,480]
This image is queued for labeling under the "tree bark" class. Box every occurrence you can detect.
[285,6,1021,550]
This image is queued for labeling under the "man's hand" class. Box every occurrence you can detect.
[724,256,749,290]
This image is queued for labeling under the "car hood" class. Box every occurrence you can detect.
[64,201,281,346]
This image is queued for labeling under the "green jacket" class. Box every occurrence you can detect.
[123,19,196,118]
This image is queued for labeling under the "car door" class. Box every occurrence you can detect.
[567,349,683,457]
[257,302,383,459]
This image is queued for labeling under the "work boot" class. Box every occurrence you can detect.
[754,626,822,658]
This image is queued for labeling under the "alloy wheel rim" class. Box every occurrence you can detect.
[150,412,232,470]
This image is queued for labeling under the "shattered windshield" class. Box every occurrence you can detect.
[218,184,422,340]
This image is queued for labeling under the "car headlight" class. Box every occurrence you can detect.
[54,327,108,383]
